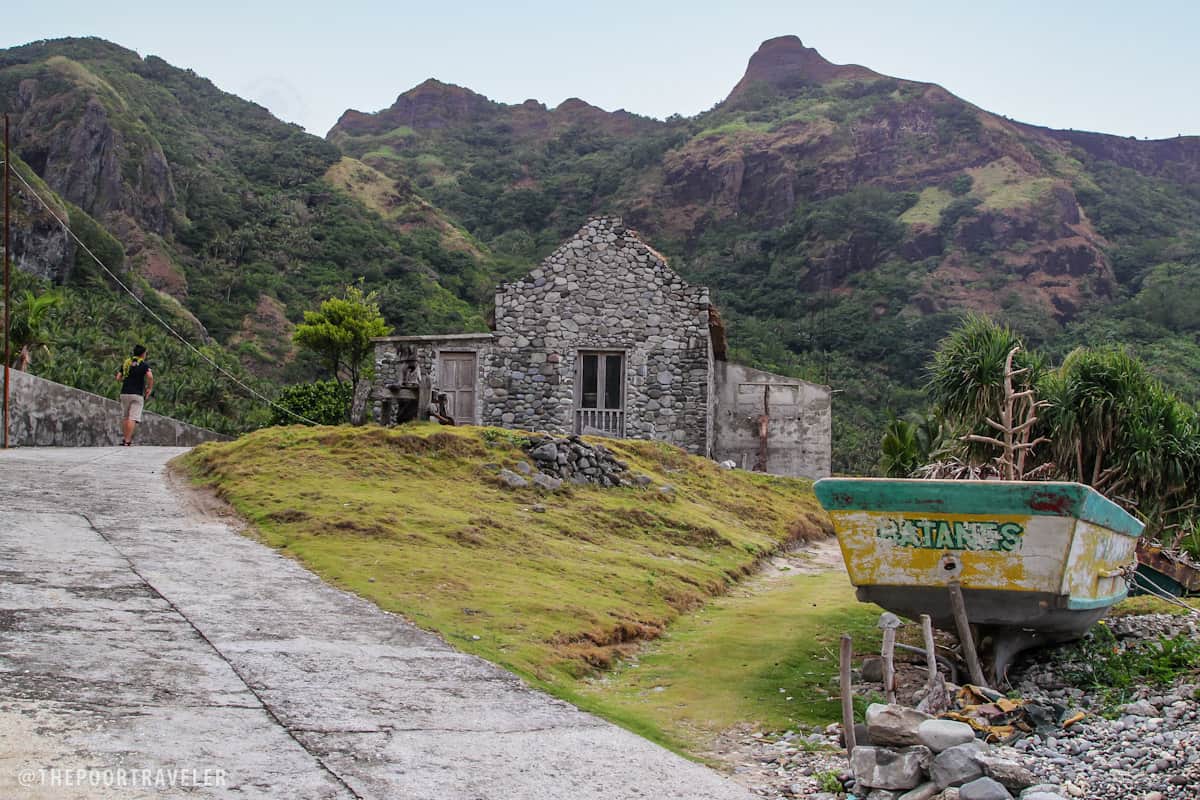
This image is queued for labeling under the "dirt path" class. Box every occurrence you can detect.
[0,446,754,800]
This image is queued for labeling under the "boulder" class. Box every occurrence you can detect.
[898,782,941,800]
[867,703,933,747]
[498,469,529,489]
[851,746,932,791]
[531,473,563,491]
[917,719,976,753]
[931,741,988,789]
[974,754,1035,790]
[529,442,558,462]
[959,777,1013,800]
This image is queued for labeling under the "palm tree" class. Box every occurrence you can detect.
[7,289,63,371]
[927,314,1047,468]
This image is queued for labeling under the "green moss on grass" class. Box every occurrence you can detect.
[180,424,830,689]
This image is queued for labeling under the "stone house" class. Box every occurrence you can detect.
[371,216,832,479]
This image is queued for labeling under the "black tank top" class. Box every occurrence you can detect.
[121,360,151,395]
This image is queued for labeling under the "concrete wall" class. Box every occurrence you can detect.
[5,368,229,447]
[711,361,831,480]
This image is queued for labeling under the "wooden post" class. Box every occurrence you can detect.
[839,633,856,759]
[920,614,938,690]
[881,627,897,704]
[948,581,987,687]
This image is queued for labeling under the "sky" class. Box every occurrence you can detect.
[4,0,1198,140]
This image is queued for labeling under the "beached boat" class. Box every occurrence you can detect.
[1134,540,1200,598]
[813,478,1144,677]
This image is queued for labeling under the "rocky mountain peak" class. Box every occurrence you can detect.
[725,34,877,103]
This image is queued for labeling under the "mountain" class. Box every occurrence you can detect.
[4,36,1198,468]
[329,35,1200,470]
[0,38,490,368]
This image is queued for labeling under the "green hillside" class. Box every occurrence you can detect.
[3,35,1199,465]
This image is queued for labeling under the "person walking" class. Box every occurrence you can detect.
[115,345,154,446]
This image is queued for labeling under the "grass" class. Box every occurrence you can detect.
[578,569,882,751]
[900,186,954,226]
[966,158,1058,210]
[179,423,901,759]
[180,424,830,690]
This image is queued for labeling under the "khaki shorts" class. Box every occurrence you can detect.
[120,393,145,422]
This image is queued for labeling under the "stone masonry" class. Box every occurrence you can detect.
[372,216,832,478]
[486,216,712,454]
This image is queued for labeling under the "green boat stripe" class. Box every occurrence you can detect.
[814,479,1144,538]
[1067,589,1130,610]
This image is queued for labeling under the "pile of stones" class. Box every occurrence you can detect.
[497,434,650,490]
[848,704,1061,800]
[1001,613,1200,799]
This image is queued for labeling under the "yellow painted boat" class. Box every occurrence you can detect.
[814,478,1144,674]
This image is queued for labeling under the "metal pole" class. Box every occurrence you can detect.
[3,113,11,449]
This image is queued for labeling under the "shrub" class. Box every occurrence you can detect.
[271,380,353,426]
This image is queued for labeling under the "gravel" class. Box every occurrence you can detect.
[724,613,1199,800]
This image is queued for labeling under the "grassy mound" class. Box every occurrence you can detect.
[180,424,829,691]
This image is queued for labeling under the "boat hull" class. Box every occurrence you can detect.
[814,479,1143,638]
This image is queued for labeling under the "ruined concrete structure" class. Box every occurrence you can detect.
[371,216,832,479]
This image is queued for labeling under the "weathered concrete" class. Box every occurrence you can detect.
[0,447,754,800]
[5,368,227,447]
[711,361,831,479]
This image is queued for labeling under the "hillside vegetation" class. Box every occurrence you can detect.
[3,35,1199,466]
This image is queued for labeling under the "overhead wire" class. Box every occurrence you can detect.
[1129,571,1200,618]
[7,163,320,426]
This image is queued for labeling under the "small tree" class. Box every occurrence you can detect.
[293,284,390,397]
[7,289,63,371]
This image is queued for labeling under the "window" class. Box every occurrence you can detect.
[575,351,625,436]
[578,352,624,409]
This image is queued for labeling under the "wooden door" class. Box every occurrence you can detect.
[438,352,477,423]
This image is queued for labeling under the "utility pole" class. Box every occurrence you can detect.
[3,113,10,449]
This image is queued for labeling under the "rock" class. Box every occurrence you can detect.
[862,656,885,683]
[851,746,932,791]
[498,469,529,488]
[658,484,675,495]
[531,472,563,491]
[1119,699,1160,718]
[718,459,737,469]
[867,703,933,747]
[531,504,546,513]
[931,741,988,789]
[899,782,942,800]
[514,461,533,475]
[633,474,653,486]
[868,791,902,800]
[1019,793,1067,800]
[917,719,976,753]
[959,777,1012,800]
[939,789,961,800]
[529,442,558,462]
[973,754,1034,790]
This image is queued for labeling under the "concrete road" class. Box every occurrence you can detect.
[0,447,754,799]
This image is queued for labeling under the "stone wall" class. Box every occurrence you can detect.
[489,216,713,454]
[372,334,495,424]
[4,368,228,447]
[711,361,831,479]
